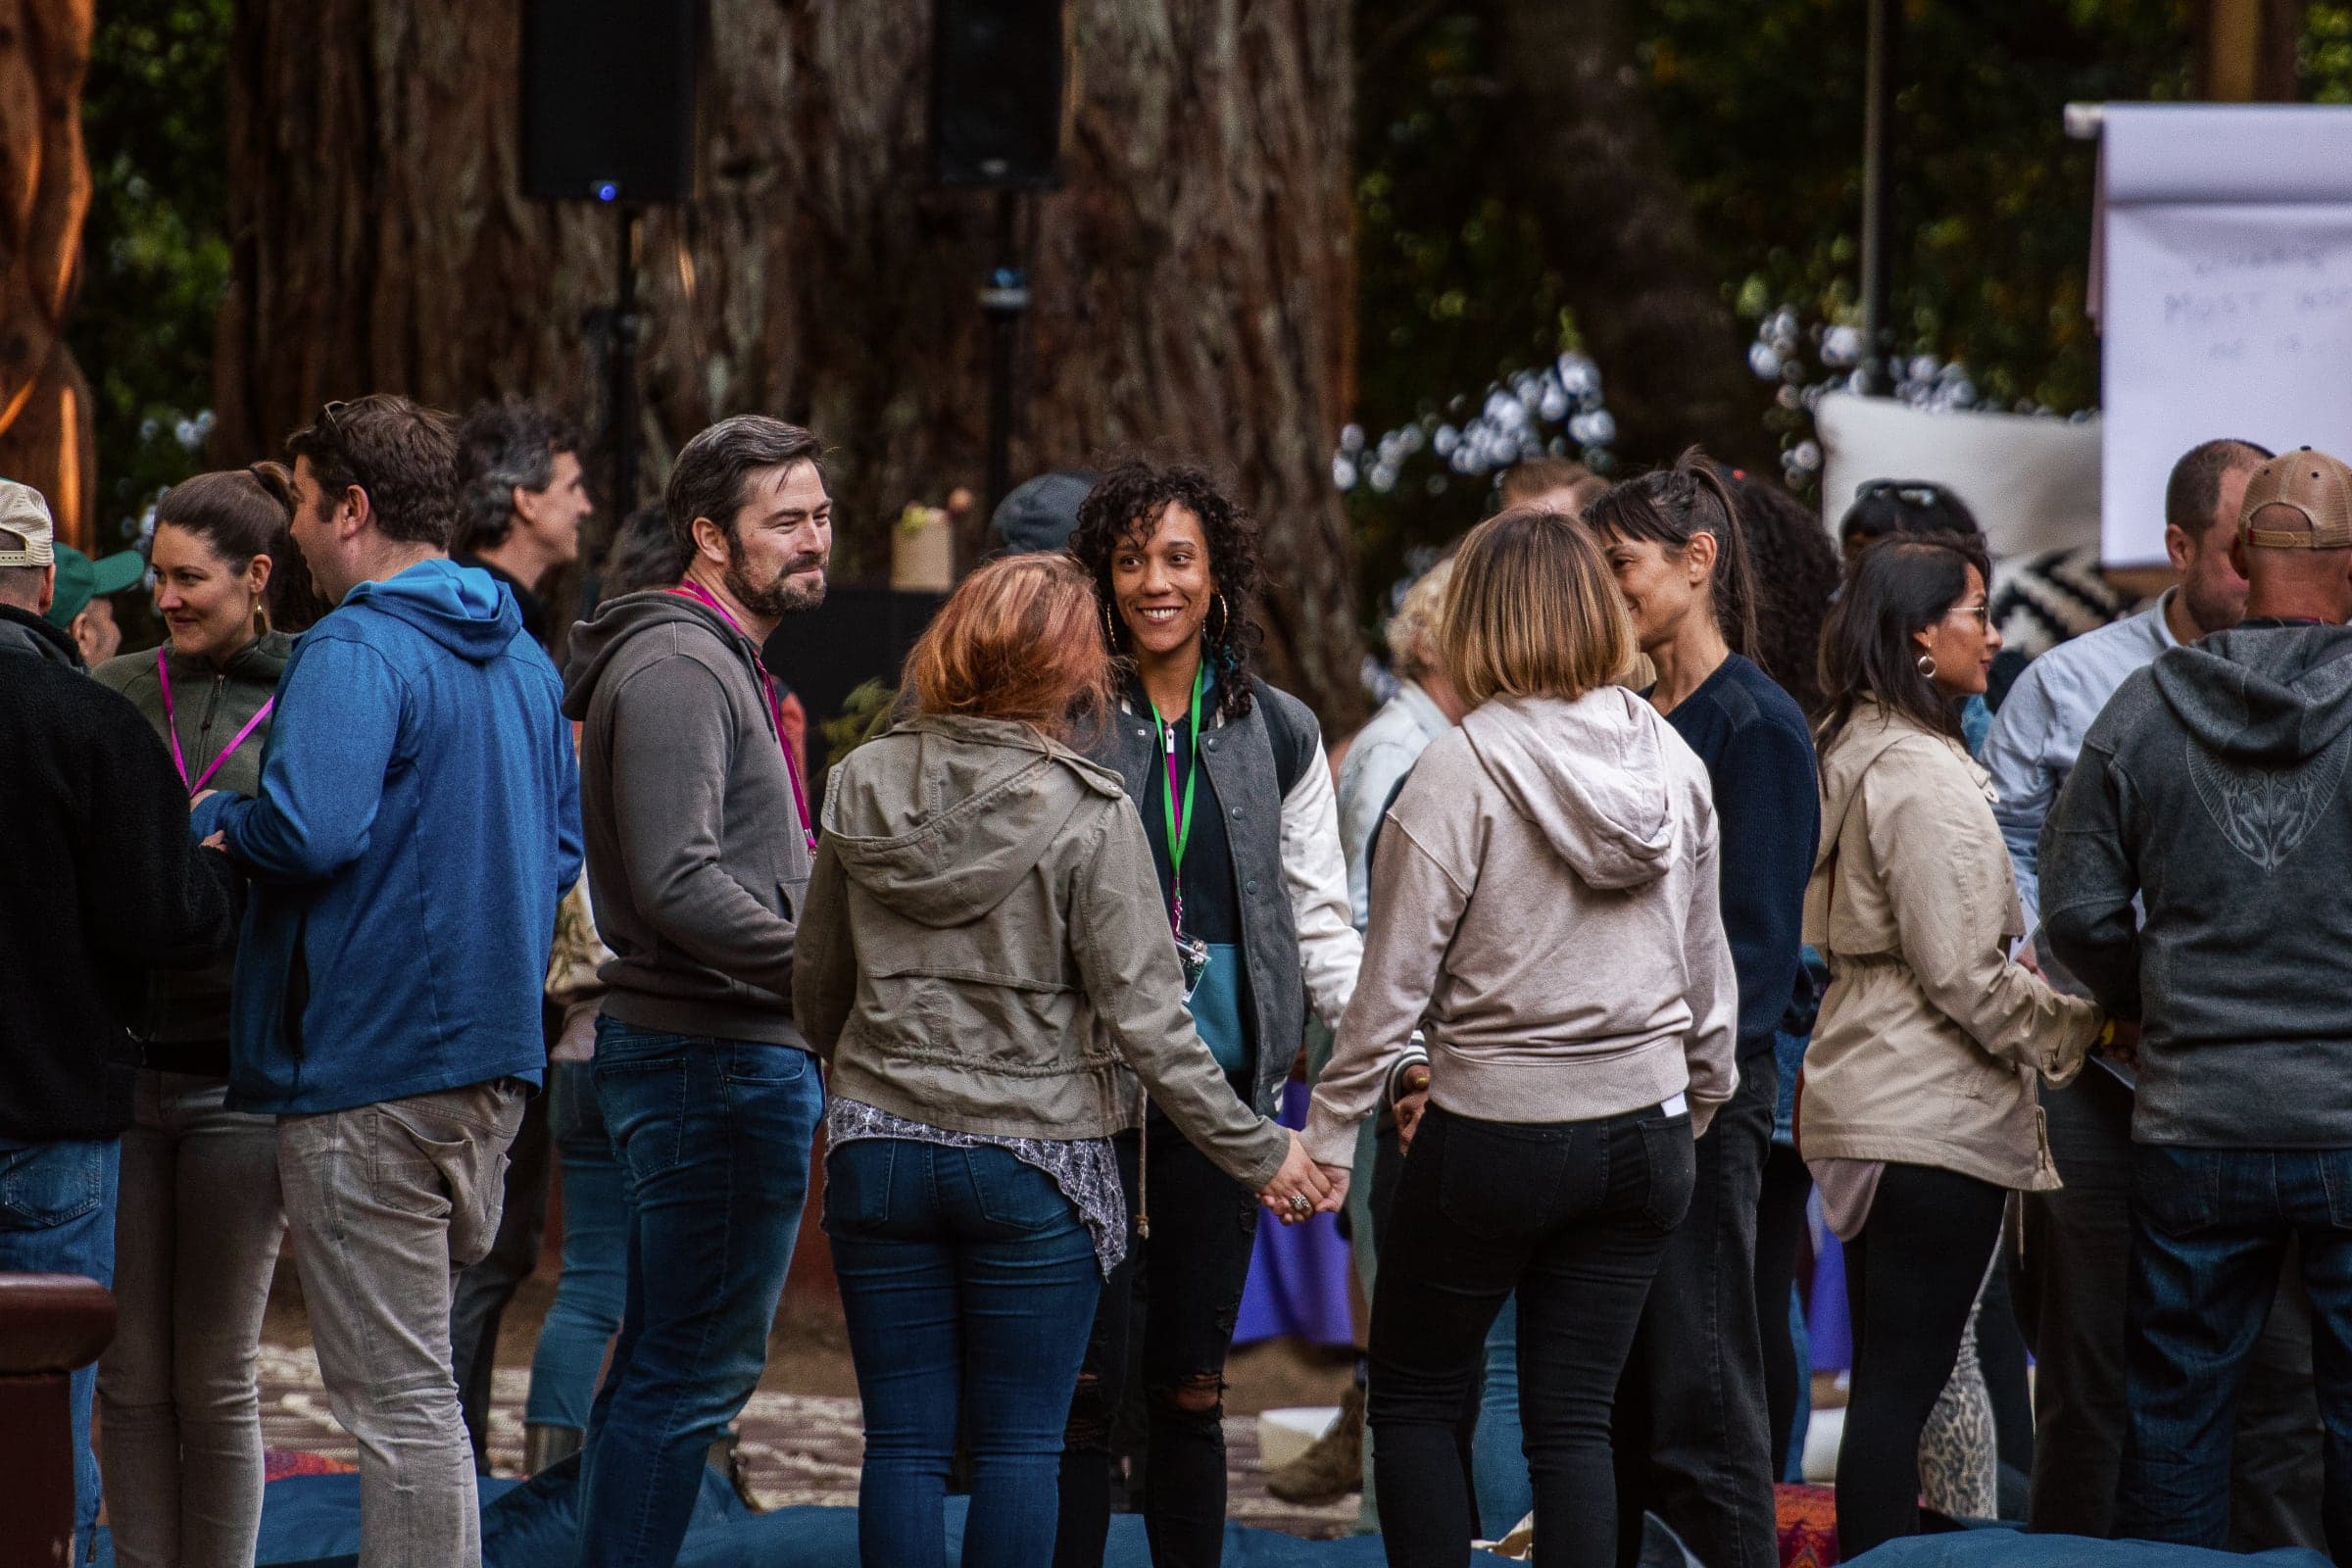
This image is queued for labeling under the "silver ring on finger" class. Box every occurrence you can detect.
[1289,1194,1311,1216]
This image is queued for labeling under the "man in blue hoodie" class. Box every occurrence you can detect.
[191,394,581,1568]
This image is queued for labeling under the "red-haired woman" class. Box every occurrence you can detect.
[795,553,1332,1568]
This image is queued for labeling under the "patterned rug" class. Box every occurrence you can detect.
[256,1342,1359,1540]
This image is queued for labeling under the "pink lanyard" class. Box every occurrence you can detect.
[157,646,273,797]
[670,579,817,852]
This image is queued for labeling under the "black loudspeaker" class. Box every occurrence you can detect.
[522,0,699,204]
[930,0,1071,189]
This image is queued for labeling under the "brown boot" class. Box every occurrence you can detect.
[1264,1382,1364,1505]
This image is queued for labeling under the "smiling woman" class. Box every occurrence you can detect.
[1061,460,1363,1566]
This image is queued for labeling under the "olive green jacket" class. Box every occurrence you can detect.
[795,713,1290,1191]
[95,631,293,1047]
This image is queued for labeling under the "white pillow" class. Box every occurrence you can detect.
[1816,392,2102,562]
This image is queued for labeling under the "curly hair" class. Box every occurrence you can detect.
[1728,471,1841,717]
[1069,460,1265,721]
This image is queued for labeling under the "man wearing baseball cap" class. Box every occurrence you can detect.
[0,475,235,1554]
[47,543,147,667]
[2042,446,2352,1555]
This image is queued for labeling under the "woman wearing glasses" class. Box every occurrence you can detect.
[1836,479,1996,756]
[1797,535,2112,1556]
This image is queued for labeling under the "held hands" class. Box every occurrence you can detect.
[2097,1017,2142,1071]
[1258,1130,1345,1225]
[1394,1061,1433,1152]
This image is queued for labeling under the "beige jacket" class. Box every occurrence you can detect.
[1305,690,1739,1167]
[1797,704,2101,1192]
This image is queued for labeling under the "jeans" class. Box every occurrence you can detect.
[1370,1102,1695,1568]
[452,1054,555,1468]
[2118,1144,2352,1558]
[577,1022,822,1568]
[1058,1117,1259,1568]
[829,1137,1102,1568]
[2018,1075,2322,1546]
[1837,1162,2006,1559]
[1612,1053,1777,1568]
[278,1080,525,1568]
[99,1071,285,1568]
[1474,1296,1532,1538]
[523,1060,628,1433]
[0,1137,121,1554]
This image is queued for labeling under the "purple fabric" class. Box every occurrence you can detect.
[1233,1080,1358,1348]
[1808,1227,1851,1372]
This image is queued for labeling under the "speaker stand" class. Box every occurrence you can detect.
[978,190,1030,518]
[608,203,647,519]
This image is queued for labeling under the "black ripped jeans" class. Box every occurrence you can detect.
[1057,1116,1261,1567]
[1371,1102,1696,1568]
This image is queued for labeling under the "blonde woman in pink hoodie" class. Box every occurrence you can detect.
[1306,508,1740,1568]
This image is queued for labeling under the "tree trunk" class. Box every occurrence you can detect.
[215,0,1365,723]
[0,0,96,550]
[1491,0,1772,471]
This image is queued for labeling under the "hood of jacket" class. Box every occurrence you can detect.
[2149,622,2352,766]
[1815,701,1984,858]
[341,558,522,664]
[824,714,1125,928]
[0,603,81,668]
[561,588,749,720]
[1460,689,1679,890]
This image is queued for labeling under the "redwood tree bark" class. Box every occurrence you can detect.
[215,0,1365,723]
[1492,0,1773,470]
[0,0,97,549]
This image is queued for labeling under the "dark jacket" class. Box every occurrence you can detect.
[1658,654,1820,1058]
[95,631,292,1065]
[2042,622,2352,1149]
[564,589,814,1048]
[1091,677,1358,1119]
[796,715,1289,1187]
[0,605,233,1140]
[190,561,581,1114]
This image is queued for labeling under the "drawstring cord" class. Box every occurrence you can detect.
[1135,1080,1151,1241]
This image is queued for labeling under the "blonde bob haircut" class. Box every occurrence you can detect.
[1441,507,1635,707]
[1384,555,1455,681]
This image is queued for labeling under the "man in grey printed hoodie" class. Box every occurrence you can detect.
[561,416,832,1568]
[2042,447,2352,1559]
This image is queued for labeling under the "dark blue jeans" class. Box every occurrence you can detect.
[2120,1143,2352,1558]
[526,1060,629,1432]
[0,1138,120,1553]
[1369,1102,1695,1568]
[576,1022,823,1568]
[828,1137,1102,1568]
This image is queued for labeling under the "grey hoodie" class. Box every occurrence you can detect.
[1304,689,1740,1167]
[795,714,1290,1188]
[2042,622,2352,1148]
[564,589,813,1047]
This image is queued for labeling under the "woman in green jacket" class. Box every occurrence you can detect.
[91,465,319,1568]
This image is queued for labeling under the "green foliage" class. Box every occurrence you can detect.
[69,0,234,550]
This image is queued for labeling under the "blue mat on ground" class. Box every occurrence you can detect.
[1845,1531,2330,1568]
[103,1464,1510,1566]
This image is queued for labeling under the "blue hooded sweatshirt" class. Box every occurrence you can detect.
[191,558,582,1114]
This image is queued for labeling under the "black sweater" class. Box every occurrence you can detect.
[1658,654,1820,1058]
[0,606,234,1140]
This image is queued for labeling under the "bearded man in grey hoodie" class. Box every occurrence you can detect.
[562,416,832,1568]
[2042,447,2352,1559]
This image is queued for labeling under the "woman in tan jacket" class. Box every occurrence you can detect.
[1799,535,2111,1556]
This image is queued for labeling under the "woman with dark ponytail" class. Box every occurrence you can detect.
[89,464,318,1568]
[1582,451,1819,1568]
[1058,461,1361,1565]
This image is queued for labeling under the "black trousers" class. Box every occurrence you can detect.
[1056,1118,1258,1568]
[1612,1053,1779,1568]
[1837,1162,2006,1559]
[1753,1142,1813,1480]
[1369,1102,1694,1568]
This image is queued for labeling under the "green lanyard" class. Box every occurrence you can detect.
[1157,662,1208,935]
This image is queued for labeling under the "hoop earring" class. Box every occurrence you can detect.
[1916,652,1937,678]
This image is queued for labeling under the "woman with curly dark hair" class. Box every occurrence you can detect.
[1729,472,1841,719]
[1057,461,1362,1566]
